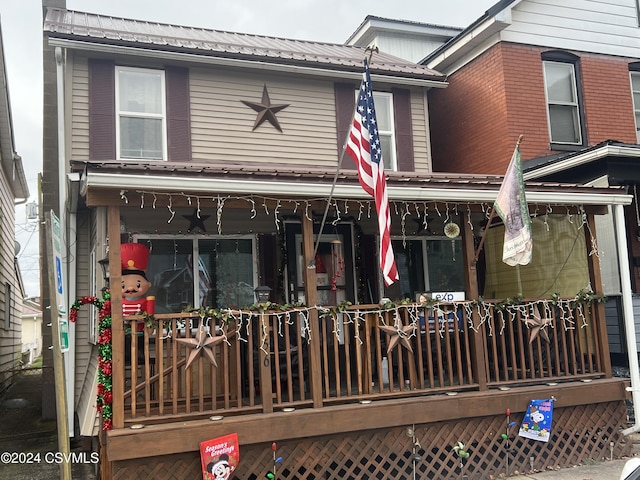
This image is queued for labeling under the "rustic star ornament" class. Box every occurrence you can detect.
[176,321,236,369]
[379,321,415,354]
[241,84,290,132]
[183,209,210,233]
[523,304,553,344]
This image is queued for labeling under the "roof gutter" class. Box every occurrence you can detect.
[82,171,632,206]
[46,38,448,89]
[523,145,640,181]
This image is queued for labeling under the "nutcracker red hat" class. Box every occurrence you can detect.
[121,243,150,278]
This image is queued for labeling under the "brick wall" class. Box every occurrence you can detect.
[428,43,638,175]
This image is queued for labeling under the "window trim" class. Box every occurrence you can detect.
[630,64,640,143]
[541,51,586,149]
[115,66,167,161]
[352,89,398,171]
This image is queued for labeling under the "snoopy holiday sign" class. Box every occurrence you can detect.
[518,398,554,442]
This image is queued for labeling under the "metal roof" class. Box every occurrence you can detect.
[44,8,446,82]
[71,160,630,206]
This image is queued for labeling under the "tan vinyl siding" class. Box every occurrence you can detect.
[70,54,432,171]
[71,55,90,160]
[191,67,339,166]
[410,87,430,173]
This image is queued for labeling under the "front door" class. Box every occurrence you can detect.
[284,222,356,306]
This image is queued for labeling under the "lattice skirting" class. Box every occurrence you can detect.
[110,401,632,479]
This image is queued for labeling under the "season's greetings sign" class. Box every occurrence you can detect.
[200,433,240,480]
[519,398,554,442]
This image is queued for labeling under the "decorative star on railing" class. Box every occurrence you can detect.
[176,320,236,369]
[523,304,553,344]
[379,321,414,354]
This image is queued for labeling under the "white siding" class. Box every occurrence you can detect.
[0,148,22,385]
[502,0,640,57]
[376,32,451,63]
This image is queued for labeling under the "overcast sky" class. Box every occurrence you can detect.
[4,0,497,297]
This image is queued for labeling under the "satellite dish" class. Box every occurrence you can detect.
[15,241,21,256]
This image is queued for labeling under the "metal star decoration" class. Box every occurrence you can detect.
[523,304,553,344]
[379,321,415,354]
[183,209,210,233]
[176,320,236,370]
[241,84,290,132]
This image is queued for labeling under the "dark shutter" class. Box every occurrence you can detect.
[88,59,115,160]
[391,88,414,172]
[165,66,192,162]
[334,82,357,169]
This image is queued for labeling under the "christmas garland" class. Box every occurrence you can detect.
[70,291,113,430]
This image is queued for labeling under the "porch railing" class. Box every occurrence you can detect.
[118,297,608,426]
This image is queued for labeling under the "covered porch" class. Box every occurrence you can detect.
[74,161,634,478]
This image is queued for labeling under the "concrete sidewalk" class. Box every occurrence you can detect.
[518,458,629,479]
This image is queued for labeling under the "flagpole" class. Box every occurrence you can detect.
[472,135,525,266]
[309,47,378,268]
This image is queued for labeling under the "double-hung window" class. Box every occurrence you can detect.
[115,66,166,160]
[630,70,640,142]
[542,52,584,146]
[372,92,397,171]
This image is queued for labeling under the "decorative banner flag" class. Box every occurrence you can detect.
[519,398,554,442]
[493,140,532,266]
[345,59,398,286]
[200,433,240,480]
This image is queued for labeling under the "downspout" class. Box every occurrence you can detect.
[615,203,640,436]
[55,45,75,437]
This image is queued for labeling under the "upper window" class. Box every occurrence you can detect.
[542,52,584,147]
[353,89,397,171]
[115,67,166,160]
[630,70,640,142]
[372,92,397,171]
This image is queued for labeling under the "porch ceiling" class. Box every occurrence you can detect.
[72,160,631,207]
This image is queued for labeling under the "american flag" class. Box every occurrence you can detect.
[345,59,398,286]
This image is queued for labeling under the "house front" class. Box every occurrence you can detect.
[41,3,637,479]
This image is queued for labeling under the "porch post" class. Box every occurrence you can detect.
[585,212,612,378]
[463,217,488,390]
[108,206,125,428]
[301,214,323,408]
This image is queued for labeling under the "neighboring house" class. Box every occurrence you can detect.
[345,15,462,63]
[421,0,640,372]
[41,2,635,479]
[21,297,42,365]
[0,20,29,393]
